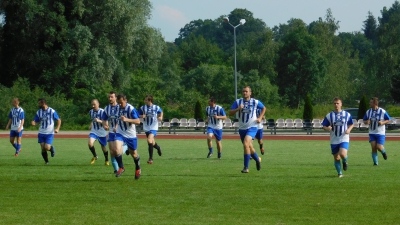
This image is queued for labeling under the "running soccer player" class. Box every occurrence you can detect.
[138,95,163,164]
[31,98,61,164]
[88,99,109,165]
[322,97,354,178]
[115,94,141,179]
[5,98,25,156]
[102,91,120,174]
[229,86,266,173]
[363,97,390,166]
[205,97,226,159]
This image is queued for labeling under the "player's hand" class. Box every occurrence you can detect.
[378,121,383,126]
[120,115,127,122]
[31,121,36,126]
[239,104,244,110]
[104,125,109,130]
[55,129,59,133]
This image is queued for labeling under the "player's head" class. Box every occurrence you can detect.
[92,99,99,110]
[208,97,216,106]
[108,91,117,104]
[333,97,342,110]
[12,98,20,107]
[38,98,47,110]
[370,97,379,108]
[242,86,252,99]
[145,95,153,105]
[117,94,127,108]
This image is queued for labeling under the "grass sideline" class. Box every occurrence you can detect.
[0,138,399,225]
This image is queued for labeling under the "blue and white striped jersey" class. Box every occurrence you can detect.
[8,107,25,131]
[206,105,226,130]
[33,107,60,134]
[230,98,265,130]
[363,107,390,135]
[102,104,120,132]
[322,110,353,144]
[139,104,162,131]
[116,103,139,138]
[89,108,106,137]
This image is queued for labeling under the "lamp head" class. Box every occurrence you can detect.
[240,19,246,25]
[223,17,229,23]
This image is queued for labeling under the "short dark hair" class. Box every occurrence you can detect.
[38,98,46,104]
[371,97,379,105]
[209,97,216,103]
[145,94,153,103]
[117,94,127,101]
[109,91,116,96]
[333,97,342,103]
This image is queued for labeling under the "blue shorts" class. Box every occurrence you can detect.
[10,130,23,138]
[107,132,117,142]
[207,127,223,141]
[38,133,54,145]
[89,133,107,146]
[369,134,385,145]
[145,130,158,137]
[239,127,258,143]
[330,142,349,155]
[255,128,263,140]
[115,133,137,151]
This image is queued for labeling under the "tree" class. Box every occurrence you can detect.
[363,11,377,42]
[194,100,204,120]
[358,95,369,120]
[303,94,313,120]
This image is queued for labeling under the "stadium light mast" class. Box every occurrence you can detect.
[223,17,246,103]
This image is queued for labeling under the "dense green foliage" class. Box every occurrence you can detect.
[1,1,400,127]
[1,138,400,224]
[303,94,314,120]
[358,95,369,120]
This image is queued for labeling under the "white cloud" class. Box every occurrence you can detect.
[156,5,188,28]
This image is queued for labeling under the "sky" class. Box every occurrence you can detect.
[148,0,397,42]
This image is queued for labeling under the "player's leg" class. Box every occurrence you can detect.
[146,132,154,164]
[331,144,342,177]
[256,129,264,155]
[339,143,349,171]
[114,138,125,177]
[370,142,378,166]
[206,128,214,158]
[127,137,140,180]
[10,131,18,155]
[152,131,162,156]
[16,130,23,154]
[376,135,387,160]
[214,129,223,159]
[98,136,109,165]
[88,135,98,164]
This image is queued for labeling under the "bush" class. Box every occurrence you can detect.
[303,94,313,120]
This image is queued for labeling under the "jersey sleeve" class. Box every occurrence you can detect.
[347,114,354,125]
[20,111,25,119]
[257,101,265,109]
[53,110,60,120]
[230,101,238,110]
[321,117,330,127]
[384,112,390,120]
[131,108,139,119]
[219,107,226,116]
[138,106,144,116]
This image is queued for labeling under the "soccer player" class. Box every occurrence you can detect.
[229,86,266,173]
[102,91,120,174]
[115,94,142,179]
[363,97,390,166]
[255,109,265,155]
[205,97,226,159]
[88,99,109,165]
[138,95,163,164]
[5,98,25,156]
[322,97,354,178]
[31,98,61,164]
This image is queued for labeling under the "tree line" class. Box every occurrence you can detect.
[1,0,400,128]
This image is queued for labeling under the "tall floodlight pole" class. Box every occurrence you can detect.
[223,17,246,102]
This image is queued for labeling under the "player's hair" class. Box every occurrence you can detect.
[117,94,127,100]
[209,97,216,103]
[109,91,116,96]
[92,99,99,104]
[12,98,20,103]
[371,97,379,105]
[38,98,46,104]
[243,86,252,92]
[333,97,342,103]
[145,94,153,103]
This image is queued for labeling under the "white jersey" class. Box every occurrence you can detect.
[206,105,226,130]
[230,98,265,130]
[322,110,353,144]
[89,108,107,137]
[33,107,60,134]
[139,104,162,131]
[9,107,25,131]
[116,103,139,138]
[102,104,119,132]
[363,107,390,135]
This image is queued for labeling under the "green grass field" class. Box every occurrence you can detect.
[0,137,399,225]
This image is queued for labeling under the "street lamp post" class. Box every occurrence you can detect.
[223,17,246,102]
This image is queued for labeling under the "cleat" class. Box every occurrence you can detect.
[14,153,18,157]
[261,148,264,155]
[125,149,129,156]
[90,156,98,164]
[115,168,125,177]
[241,168,249,173]
[256,157,261,171]
[105,161,110,166]
[45,162,49,165]
[382,152,387,160]
[338,174,343,178]
[157,146,162,156]
[18,149,22,153]
[135,169,141,180]
[50,146,55,157]
[343,162,348,171]
[113,170,117,174]
[147,159,153,164]
[207,152,213,158]
[373,163,378,166]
